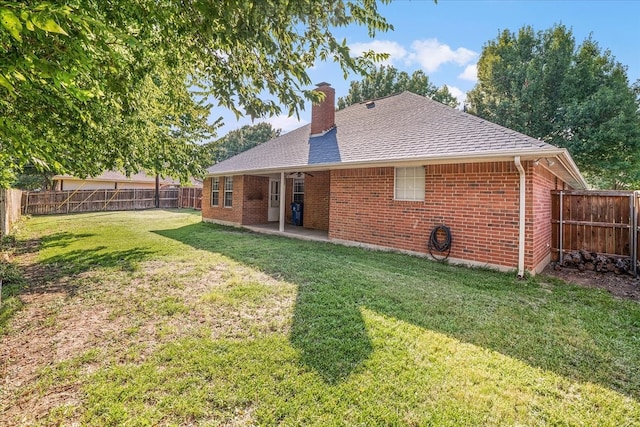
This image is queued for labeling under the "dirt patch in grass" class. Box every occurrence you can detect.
[0,268,127,424]
[1,248,295,425]
[542,264,640,302]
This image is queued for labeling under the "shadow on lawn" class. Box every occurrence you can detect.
[155,223,640,397]
[19,232,156,297]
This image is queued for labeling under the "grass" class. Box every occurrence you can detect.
[1,209,639,425]
[0,235,26,336]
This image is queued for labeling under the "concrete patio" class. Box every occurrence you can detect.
[244,223,329,243]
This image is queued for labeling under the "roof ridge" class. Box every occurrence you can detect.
[356,91,405,105]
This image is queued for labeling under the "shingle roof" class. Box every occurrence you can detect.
[207,91,585,187]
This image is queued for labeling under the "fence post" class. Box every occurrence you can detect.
[631,191,639,278]
[559,191,564,265]
[0,189,5,237]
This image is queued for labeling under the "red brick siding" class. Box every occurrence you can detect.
[241,175,269,225]
[311,84,335,135]
[304,171,330,230]
[329,163,524,268]
[201,176,243,224]
[530,164,564,271]
[201,161,567,273]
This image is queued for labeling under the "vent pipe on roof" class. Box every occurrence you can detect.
[310,82,335,137]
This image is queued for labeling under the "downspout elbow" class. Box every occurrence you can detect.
[514,156,526,278]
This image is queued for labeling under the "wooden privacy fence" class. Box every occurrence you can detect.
[0,188,22,237]
[551,190,639,275]
[179,187,202,210]
[22,187,202,215]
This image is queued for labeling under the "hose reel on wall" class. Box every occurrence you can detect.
[428,224,452,261]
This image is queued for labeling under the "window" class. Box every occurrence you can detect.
[395,167,425,201]
[224,176,233,207]
[293,178,304,204]
[211,177,219,207]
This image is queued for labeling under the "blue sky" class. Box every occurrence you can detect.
[212,0,640,137]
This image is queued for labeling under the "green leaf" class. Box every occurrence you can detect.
[12,71,26,82]
[32,16,68,35]
[0,8,23,42]
[0,73,15,95]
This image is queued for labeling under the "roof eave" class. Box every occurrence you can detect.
[206,148,563,175]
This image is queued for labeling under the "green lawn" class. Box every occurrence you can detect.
[1,209,639,425]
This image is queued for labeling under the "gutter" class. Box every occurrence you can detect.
[514,156,526,278]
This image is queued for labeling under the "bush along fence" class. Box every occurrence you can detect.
[22,187,203,216]
[551,190,639,276]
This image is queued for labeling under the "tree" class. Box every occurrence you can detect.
[0,1,393,188]
[201,122,282,166]
[337,65,458,109]
[467,24,640,189]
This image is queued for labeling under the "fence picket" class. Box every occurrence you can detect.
[21,187,202,215]
[551,190,638,275]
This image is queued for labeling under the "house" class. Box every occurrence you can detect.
[53,171,202,191]
[203,83,587,276]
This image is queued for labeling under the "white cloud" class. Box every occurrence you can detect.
[348,40,408,65]
[458,64,478,82]
[265,116,308,134]
[349,38,478,73]
[408,39,477,73]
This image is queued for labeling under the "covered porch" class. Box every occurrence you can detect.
[244,222,329,243]
[250,170,331,232]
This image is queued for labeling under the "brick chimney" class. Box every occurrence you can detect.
[310,82,335,136]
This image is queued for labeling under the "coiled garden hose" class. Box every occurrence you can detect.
[428,225,452,261]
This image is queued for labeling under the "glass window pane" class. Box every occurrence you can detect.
[395,167,424,201]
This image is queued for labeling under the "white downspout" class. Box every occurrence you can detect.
[514,156,526,278]
[279,172,286,232]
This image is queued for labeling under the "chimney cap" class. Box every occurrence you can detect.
[315,82,331,88]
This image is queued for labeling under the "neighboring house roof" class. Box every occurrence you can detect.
[53,171,202,187]
[207,91,587,189]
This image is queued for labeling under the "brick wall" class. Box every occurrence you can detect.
[201,162,565,273]
[530,164,562,272]
[201,176,243,224]
[241,175,269,225]
[303,171,330,230]
[329,163,526,269]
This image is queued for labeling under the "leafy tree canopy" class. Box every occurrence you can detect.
[337,65,458,109]
[467,24,640,189]
[201,122,281,167]
[0,0,392,188]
